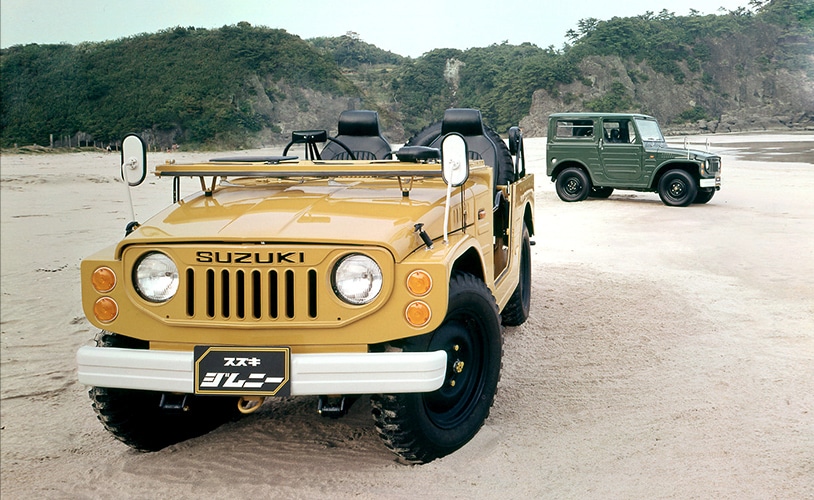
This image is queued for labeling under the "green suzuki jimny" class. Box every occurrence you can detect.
[546,113,721,206]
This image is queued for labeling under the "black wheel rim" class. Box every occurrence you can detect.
[564,176,582,195]
[423,318,486,429]
[668,179,687,199]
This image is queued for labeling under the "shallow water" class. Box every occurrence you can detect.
[714,141,814,163]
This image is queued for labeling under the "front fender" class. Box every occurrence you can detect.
[651,161,701,189]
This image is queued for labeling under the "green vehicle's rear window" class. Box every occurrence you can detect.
[555,120,594,138]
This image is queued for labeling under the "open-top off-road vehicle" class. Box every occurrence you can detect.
[546,112,721,206]
[77,109,534,463]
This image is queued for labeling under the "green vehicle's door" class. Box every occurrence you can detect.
[599,118,643,184]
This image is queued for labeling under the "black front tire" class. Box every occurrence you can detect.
[693,188,715,204]
[658,169,697,207]
[555,167,591,202]
[502,223,531,327]
[88,332,240,451]
[371,272,503,464]
[589,186,614,199]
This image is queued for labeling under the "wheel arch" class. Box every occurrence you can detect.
[550,160,589,181]
[451,246,485,282]
[651,162,700,189]
[522,202,534,237]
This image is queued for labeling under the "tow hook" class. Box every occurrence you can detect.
[237,396,265,414]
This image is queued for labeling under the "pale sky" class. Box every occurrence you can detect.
[1,0,752,57]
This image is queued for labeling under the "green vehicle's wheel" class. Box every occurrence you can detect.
[589,186,614,199]
[555,167,591,202]
[371,272,503,464]
[88,332,240,451]
[693,188,715,204]
[658,169,697,207]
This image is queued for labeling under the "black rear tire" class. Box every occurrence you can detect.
[405,120,515,186]
[555,167,591,202]
[501,223,531,327]
[404,121,442,148]
[371,272,502,464]
[88,332,240,451]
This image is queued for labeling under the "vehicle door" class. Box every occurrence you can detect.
[599,118,643,184]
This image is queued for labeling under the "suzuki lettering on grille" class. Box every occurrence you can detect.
[195,251,305,265]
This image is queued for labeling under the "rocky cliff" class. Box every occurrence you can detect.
[520,30,813,137]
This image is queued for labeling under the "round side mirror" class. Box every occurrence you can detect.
[121,134,147,186]
[440,133,469,187]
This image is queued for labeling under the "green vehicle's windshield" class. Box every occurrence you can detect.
[634,118,666,142]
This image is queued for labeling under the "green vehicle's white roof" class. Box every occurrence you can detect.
[549,112,656,120]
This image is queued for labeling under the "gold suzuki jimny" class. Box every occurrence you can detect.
[77,108,534,463]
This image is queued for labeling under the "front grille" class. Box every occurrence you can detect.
[185,267,318,321]
[122,244,393,328]
[708,158,721,174]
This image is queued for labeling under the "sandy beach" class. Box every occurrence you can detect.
[1,134,812,498]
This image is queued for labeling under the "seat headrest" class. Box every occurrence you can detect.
[337,110,381,137]
[441,108,485,136]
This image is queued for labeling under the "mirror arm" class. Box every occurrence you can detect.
[120,133,147,234]
[173,177,180,203]
[440,133,470,244]
[444,182,452,245]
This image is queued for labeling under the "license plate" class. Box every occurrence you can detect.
[194,346,290,396]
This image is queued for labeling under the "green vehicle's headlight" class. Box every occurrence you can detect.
[134,252,179,303]
[332,254,383,305]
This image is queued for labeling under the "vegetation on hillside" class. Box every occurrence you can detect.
[561,0,813,118]
[567,0,812,80]
[1,23,357,148]
[309,32,404,68]
[385,0,810,132]
[1,0,810,148]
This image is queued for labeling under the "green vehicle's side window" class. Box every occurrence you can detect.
[556,120,594,138]
[626,121,637,143]
[602,119,637,144]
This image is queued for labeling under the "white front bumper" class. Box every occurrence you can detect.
[699,177,720,188]
[77,346,447,395]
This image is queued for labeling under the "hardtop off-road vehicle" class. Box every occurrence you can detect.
[77,108,534,464]
[546,112,721,206]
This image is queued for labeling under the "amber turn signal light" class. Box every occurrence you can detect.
[94,297,118,323]
[92,267,117,293]
[405,300,431,327]
[406,270,432,296]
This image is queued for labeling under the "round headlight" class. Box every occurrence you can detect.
[332,254,383,305]
[134,252,179,303]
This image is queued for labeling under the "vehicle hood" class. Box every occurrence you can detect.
[123,179,456,261]
[650,145,720,161]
